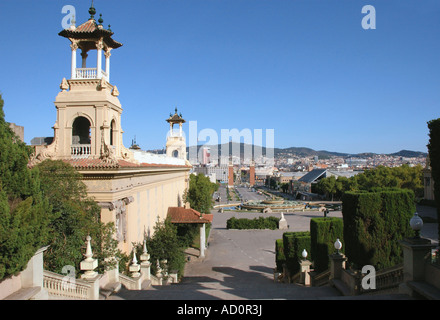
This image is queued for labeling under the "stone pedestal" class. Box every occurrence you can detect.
[20,246,50,300]
[80,273,101,300]
[279,213,288,230]
[400,237,433,282]
[399,237,435,296]
[299,260,312,286]
[330,253,347,280]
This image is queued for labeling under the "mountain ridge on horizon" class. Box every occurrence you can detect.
[147,142,427,158]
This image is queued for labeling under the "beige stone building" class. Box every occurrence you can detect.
[29,5,191,254]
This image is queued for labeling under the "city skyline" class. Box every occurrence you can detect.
[0,0,439,154]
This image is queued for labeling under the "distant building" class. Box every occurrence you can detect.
[9,123,24,142]
[193,164,229,183]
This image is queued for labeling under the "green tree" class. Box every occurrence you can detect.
[427,118,440,242]
[144,217,186,279]
[0,94,52,280]
[184,173,217,214]
[316,165,424,200]
[317,175,337,200]
[34,160,121,275]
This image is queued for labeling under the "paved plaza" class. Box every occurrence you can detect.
[109,190,437,300]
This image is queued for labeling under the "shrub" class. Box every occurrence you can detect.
[0,94,52,281]
[282,231,311,276]
[226,216,279,230]
[310,217,344,273]
[275,239,285,272]
[427,118,440,243]
[145,218,186,279]
[342,189,415,270]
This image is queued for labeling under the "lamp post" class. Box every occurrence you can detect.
[409,212,423,238]
[302,249,308,260]
[334,238,342,255]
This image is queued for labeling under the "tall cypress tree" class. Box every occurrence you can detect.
[427,118,440,243]
[0,94,52,280]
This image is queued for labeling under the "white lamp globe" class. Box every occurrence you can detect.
[410,212,423,238]
[334,238,342,253]
[302,249,308,259]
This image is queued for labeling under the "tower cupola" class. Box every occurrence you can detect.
[58,3,122,83]
[165,108,187,160]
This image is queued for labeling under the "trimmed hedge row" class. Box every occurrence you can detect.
[275,239,285,272]
[342,188,415,270]
[282,231,311,276]
[226,216,279,230]
[310,217,344,273]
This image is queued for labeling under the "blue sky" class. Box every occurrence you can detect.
[0,0,439,154]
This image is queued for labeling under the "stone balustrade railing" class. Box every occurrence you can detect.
[75,68,108,81]
[43,270,91,300]
[71,144,91,158]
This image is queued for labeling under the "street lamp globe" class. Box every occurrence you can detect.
[410,212,423,238]
[334,238,342,254]
[302,249,308,260]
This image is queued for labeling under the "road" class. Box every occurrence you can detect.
[109,205,345,300]
[108,185,436,301]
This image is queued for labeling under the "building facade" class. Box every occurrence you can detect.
[29,5,191,254]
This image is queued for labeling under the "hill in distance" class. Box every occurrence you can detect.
[147,142,427,158]
[183,142,427,158]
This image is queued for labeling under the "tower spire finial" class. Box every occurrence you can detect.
[89,0,96,19]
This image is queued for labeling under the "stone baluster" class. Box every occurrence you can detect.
[156,260,163,285]
[80,236,100,300]
[129,247,141,278]
[140,240,151,281]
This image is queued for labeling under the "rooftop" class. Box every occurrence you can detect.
[167,207,213,224]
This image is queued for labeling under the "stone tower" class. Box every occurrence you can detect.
[30,3,133,165]
[165,108,187,160]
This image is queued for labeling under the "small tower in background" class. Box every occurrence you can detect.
[166,108,187,160]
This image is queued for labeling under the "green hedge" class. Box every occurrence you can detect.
[282,231,311,276]
[427,118,440,243]
[275,239,285,272]
[226,216,279,230]
[310,217,344,273]
[342,188,415,270]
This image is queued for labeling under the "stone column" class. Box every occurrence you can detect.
[80,236,101,300]
[104,49,111,82]
[70,42,78,79]
[96,42,103,79]
[81,50,88,68]
[200,223,206,258]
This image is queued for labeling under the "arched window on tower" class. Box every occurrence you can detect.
[110,119,116,146]
[71,116,91,158]
[172,150,179,158]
